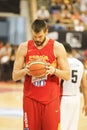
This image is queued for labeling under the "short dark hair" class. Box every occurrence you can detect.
[63,42,72,53]
[31,19,47,33]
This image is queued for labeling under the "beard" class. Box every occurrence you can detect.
[34,37,46,46]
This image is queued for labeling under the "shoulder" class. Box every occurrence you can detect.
[54,41,63,47]
[69,57,84,68]
[54,41,65,51]
[54,41,66,57]
[74,58,83,66]
[16,41,28,56]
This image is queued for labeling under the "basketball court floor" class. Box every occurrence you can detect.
[0,82,23,130]
[0,81,87,130]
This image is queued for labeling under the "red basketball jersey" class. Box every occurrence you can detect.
[24,39,60,104]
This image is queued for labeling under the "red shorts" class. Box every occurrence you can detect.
[23,97,60,130]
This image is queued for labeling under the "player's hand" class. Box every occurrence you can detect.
[24,63,30,76]
[46,65,56,75]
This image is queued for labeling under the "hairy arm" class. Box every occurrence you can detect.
[47,41,70,80]
[54,42,70,80]
[81,70,87,116]
[12,42,29,81]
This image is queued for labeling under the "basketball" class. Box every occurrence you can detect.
[29,61,47,78]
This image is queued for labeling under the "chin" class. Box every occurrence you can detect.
[36,42,44,46]
[36,43,41,46]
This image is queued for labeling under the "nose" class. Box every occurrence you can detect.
[35,37,41,41]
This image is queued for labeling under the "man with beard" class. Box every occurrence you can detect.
[12,19,70,130]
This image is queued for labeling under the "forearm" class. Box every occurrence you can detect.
[12,68,27,81]
[46,65,70,80]
[81,86,87,115]
[82,86,87,105]
[55,68,70,80]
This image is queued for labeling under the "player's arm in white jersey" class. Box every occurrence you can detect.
[62,42,87,116]
[81,69,87,116]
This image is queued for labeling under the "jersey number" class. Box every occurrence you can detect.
[61,70,78,86]
[72,70,78,83]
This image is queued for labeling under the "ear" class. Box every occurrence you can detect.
[45,28,48,35]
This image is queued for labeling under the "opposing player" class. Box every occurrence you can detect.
[12,19,70,130]
[60,42,87,130]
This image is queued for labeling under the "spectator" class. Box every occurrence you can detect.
[49,1,61,14]
[80,0,87,12]
[72,0,81,14]
[9,45,18,81]
[36,6,50,22]
[0,43,12,81]
[60,4,73,24]
[80,10,87,25]
[49,1,62,23]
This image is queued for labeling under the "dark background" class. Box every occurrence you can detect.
[0,0,20,14]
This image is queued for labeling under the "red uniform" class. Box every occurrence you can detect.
[23,39,60,130]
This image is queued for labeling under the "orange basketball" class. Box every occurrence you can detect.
[29,61,47,78]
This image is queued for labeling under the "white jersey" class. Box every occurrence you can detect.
[62,57,84,96]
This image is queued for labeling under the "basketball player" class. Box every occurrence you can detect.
[60,42,87,130]
[12,19,70,130]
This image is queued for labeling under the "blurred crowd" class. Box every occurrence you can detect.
[0,42,87,82]
[36,0,87,31]
[0,0,87,82]
[0,41,18,82]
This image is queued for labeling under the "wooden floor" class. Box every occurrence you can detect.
[0,82,23,130]
[78,96,87,130]
[0,81,87,130]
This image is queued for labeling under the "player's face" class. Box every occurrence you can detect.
[32,30,47,46]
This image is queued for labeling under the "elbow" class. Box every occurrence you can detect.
[65,71,70,80]
[12,76,16,82]
[12,72,17,81]
[66,76,70,80]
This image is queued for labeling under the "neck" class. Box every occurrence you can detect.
[67,53,73,58]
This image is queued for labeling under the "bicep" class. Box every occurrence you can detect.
[81,70,87,88]
[58,55,69,70]
[13,46,25,71]
[56,43,69,70]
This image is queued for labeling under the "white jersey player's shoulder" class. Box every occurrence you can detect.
[68,57,84,68]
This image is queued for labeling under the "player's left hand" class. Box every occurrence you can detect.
[46,65,56,75]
